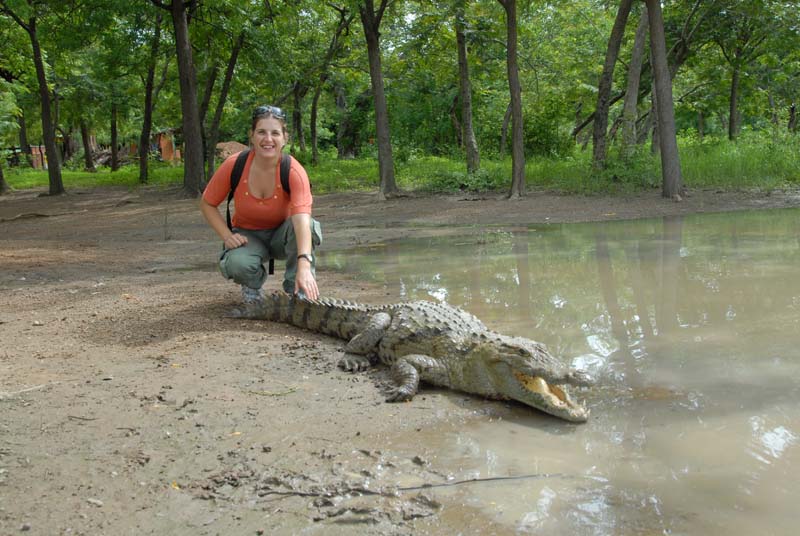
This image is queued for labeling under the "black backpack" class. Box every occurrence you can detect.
[225,149,292,231]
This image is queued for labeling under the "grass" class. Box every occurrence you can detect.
[4,133,799,196]
[5,161,185,191]
[680,132,800,190]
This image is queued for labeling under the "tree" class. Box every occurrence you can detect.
[139,11,164,183]
[150,0,204,196]
[592,0,633,171]
[645,0,683,198]
[79,120,96,172]
[711,1,774,140]
[455,0,479,174]
[0,81,19,194]
[1,0,64,195]
[621,5,648,159]
[204,28,245,181]
[309,4,354,165]
[359,0,399,200]
[497,0,524,198]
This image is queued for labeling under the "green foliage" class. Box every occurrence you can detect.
[305,158,379,193]
[2,0,800,198]
[4,162,183,190]
[6,131,800,196]
[680,131,800,188]
[522,95,575,158]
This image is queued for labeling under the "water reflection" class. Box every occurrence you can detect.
[326,208,800,535]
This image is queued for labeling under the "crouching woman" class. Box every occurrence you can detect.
[200,105,321,303]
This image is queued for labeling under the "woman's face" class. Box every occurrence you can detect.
[250,116,286,159]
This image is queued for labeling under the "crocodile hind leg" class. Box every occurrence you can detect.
[338,312,391,372]
[386,354,446,402]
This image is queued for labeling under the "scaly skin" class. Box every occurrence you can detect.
[228,292,593,422]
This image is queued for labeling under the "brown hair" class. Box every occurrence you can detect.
[251,105,288,138]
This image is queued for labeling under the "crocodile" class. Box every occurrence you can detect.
[229,292,593,422]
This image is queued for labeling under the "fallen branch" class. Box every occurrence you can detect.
[398,472,575,491]
[246,387,298,397]
[258,472,582,500]
[67,415,98,421]
[0,210,88,223]
[0,382,59,400]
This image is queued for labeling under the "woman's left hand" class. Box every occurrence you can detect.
[295,264,319,301]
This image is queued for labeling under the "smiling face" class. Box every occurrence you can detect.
[250,116,287,159]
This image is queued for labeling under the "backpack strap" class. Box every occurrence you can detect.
[280,153,292,195]
[226,149,250,230]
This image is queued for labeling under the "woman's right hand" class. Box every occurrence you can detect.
[223,233,248,250]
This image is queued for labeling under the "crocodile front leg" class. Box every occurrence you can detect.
[386,354,446,402]
[337,312,391,372]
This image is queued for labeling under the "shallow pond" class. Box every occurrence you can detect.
[327,208,800,535]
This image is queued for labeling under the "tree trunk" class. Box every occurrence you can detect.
[310,6,353,166]
[0,161,9,194]
[198,61,218,168]
[205,30,244,181]
[310,81,323,165]
[139,12,162,184]
[449,94,462,147]
[456,0,480,174]
[500,102,511,155]
[154,0,204,195]
[61,127,77,163]
[728,66,740,141]
[498,0,525,198]
[199,63,217,127]
[110,102,119,171]
[767,90,779,127]
[17,112,33,167]
[359,0,398,199]
[80,121,96,172]
[592,0,633,171]
[649,49,659,156]
[292,82,307,152]
[621,6,648,159]
[646,0,684,198]
[23,16,64,193]
[335,84,351,158]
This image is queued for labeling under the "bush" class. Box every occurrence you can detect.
[522,97,575,158]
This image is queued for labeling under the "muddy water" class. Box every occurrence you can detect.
[329,208,800,535]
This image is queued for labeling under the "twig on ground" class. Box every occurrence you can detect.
[0,382,60,400]
[259,472,581,500]
[246,387,298,397]
[67,415,98,421]
[0,210,88,222]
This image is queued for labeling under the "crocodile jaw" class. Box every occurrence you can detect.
[511,371,589,423]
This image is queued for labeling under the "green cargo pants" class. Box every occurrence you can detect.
[219,218,322,293]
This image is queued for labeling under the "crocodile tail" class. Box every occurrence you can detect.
[264,292,375,341]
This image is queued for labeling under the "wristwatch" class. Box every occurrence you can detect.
[297,253,314,264]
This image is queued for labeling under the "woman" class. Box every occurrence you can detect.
[200,105,321,303]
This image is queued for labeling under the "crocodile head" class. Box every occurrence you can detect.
[471,336,592,423]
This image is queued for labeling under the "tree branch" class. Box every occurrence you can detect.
[148,0,169,10]
[0,1,31,32]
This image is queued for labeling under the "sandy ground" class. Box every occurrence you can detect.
[1,184,799,535]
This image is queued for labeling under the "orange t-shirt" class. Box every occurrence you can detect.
[202,151,312,230]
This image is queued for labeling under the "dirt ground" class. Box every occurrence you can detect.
[1,184,799,535]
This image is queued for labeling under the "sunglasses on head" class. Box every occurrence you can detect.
[252,105,286,121]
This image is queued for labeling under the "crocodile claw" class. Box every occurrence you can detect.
[385,388,413,403]
[337,354,372,372]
